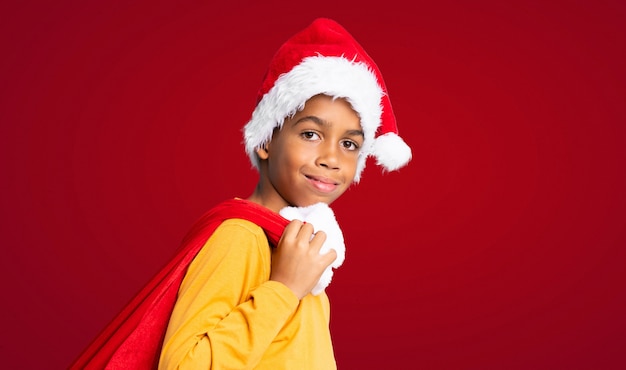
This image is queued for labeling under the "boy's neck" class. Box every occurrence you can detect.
[246,183,288,214]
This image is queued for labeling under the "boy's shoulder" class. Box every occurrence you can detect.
[182,198,288,249]
[213,218,268,241]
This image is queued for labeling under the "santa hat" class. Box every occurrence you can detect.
[243,18,411,182]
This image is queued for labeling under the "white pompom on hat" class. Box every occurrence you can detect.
[243,18,411,181]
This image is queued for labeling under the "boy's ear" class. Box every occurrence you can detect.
[256,143,270,160]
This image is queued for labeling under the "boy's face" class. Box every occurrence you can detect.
[256,94,363,211]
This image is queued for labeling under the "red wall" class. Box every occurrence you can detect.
[1,1,625,369]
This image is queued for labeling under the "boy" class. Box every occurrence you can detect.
[70,17,410,370]
[159,18,411,369]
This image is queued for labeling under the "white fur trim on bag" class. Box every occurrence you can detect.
[278,202,345,296]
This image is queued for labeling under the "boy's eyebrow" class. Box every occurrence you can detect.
[293,116,365,137]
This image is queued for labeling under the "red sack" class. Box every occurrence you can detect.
[70,199,288,369]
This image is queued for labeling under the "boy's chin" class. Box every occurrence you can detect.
[288,198,335,208]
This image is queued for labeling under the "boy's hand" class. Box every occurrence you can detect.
[270,220,337,300]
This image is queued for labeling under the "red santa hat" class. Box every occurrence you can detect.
[243,18,412,181]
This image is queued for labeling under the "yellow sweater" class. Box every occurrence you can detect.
[159,219,337,369]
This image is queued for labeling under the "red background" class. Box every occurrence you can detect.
[1,1,625,369]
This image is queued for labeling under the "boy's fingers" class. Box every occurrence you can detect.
[296,222,315,240]
[280,221,332,263]
[281,219,304,241]
[320,247,337,264]
[309,230,327,251]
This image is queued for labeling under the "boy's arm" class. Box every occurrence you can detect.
[159,220,299,369]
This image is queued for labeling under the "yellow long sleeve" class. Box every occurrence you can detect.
[159,219,336,370]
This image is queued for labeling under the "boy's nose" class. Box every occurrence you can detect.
[316,144,340,170]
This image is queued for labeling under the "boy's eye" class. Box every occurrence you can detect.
[341,140,360,151]
[302,131,320,140]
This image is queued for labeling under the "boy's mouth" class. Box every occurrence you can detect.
[305,174,339,193]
